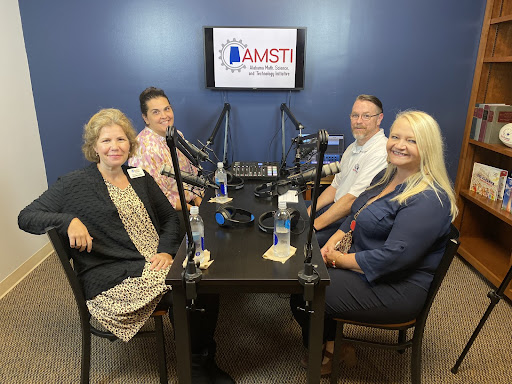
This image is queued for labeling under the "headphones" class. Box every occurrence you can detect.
[258,207,301,233]
[254,180,292,198]
[208,171,245,190]
[215,206,255,228]
[227,171,245,190]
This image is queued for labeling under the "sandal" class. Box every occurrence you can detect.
[320,349,333,376]
[300,343,357,374]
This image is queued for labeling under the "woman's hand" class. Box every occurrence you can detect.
[322,245,341,267]
[321,240,337,263]
[193,196,203,207]
[149,253,174,271]
[67,218,93,252]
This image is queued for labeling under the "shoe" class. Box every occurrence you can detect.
[300,343,357,375]
[191,354,214,384]
[203,357,235,384]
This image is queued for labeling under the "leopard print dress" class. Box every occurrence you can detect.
[86,180,171,342]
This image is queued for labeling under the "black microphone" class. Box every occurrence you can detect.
[160,164,219,189]
[287,161,342,185]
[185,139,216,165]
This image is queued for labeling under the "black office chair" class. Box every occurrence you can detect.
[47,228,168,384]
[330,224,460,384]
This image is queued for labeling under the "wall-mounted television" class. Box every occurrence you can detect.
[204,26,306,90]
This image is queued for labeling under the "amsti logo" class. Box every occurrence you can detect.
[219,38,248,73]
[218,38,294,73]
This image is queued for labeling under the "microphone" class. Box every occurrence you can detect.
[160,164,219,189]
[185,139,215,165]
[287,161,342,185]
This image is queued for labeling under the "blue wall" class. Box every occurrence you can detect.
[19,0,486,184]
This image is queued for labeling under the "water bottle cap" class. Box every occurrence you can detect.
[278,201,287,210]
[190,206,199,215]
[217,162,224,168]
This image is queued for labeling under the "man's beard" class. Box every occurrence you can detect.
[351,127,367,140]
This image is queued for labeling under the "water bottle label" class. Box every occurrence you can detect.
[285,219,291,230]
[274,233,278,246]
[220,183,226,195]
[201,237,204,251]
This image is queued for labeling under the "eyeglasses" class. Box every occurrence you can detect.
[349,113,381,121]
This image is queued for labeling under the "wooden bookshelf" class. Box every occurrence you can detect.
[454,0,512,300]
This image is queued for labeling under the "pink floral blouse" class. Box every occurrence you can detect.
[128,127,201,209]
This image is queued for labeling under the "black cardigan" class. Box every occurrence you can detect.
[18,163,181,299]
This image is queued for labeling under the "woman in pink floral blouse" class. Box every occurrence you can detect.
[128,87,203,212]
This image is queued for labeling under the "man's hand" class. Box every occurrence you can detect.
[67,218,93,252]
[149,253,174,271]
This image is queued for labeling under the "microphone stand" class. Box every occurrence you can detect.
[166,126,202,311]
[204,103,231,164]
[451,264,512,374]
[297,130,328,313]
[280,103,305,178]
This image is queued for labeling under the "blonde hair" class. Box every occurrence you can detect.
[375,110,458,220]
[82,108,139,162]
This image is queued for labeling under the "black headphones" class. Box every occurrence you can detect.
[227,171,245,190]
[215,206,255,228]
[258,207,301,233]
[208,171,244,190]
[254,180,292,198]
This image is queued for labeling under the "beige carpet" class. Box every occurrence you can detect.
[0,253,511,383]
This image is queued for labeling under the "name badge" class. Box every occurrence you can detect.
[127,167,145,179]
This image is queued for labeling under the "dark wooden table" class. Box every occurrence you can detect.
[166,181,330,383]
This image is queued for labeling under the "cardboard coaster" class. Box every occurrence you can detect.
[263,245,297,264]
[208,197,233,204]
[182,249,214,270]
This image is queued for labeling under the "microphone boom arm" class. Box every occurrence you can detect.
[297,130,328,313]
[165,126,202,307]
[306,130,328,263]
[174,130,201,169]
[280,103,306,177]
[206,103,231,148]
[280,103,305,131]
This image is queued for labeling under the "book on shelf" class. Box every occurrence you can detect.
[471,103,485,140]
[469,162,508,201]
[501,178,512,213]
[477,104,507,142]
[482,105,512,144]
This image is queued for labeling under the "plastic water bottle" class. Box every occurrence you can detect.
[274,201,291,259]
[189,206,204,264]
[215,162,229,203]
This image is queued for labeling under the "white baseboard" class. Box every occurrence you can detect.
[0,241,54,300]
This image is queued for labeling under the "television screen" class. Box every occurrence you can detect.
[204,27,306,90]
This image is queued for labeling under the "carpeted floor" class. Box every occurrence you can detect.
[0,252,511,383]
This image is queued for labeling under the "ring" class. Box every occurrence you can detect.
[331,259,336,268]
